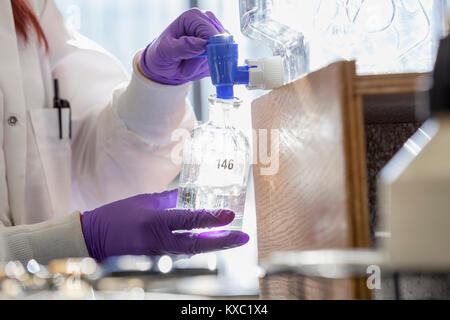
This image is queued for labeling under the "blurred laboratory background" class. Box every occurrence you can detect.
[4,0,442,300]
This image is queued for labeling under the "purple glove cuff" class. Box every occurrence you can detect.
[80,210,103,262]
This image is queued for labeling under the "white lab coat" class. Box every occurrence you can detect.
[0,0,195,226]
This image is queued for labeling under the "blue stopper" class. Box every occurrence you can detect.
[205,34,249,100]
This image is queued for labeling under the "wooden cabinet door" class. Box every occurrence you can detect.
[252,61,370,299]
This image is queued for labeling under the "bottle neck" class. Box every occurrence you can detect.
[209,100,232,126]
[207,95,242,127]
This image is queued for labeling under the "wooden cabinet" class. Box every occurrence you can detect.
[251,61,431,299]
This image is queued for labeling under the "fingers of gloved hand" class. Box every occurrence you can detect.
[175,8,223,39]
[163,209,235,231]
[163,35,208,60]
[172,230,250,254]
[147,189,178,210]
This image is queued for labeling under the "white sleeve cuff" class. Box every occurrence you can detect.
[1,212,89,265]
[115,51,193,144]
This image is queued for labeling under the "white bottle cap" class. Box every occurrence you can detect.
[246,56,284,90]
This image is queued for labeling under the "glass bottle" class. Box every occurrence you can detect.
[176,95,251,231]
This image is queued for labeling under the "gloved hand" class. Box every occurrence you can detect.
[140,8,225,85]
[80,189,249,262]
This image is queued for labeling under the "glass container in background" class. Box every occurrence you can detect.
[239,0,310,83]
[240,0,447,79]
[177,95,251,231]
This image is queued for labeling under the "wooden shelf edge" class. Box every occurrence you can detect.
[355,72,432,96]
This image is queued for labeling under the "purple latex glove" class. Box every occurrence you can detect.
[80,189,249,262]
[140,8,225,85]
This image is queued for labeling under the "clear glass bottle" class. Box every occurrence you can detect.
[176,95,251,231]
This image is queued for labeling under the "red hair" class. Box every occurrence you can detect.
[12,0,49,51]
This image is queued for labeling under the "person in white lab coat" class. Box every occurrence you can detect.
[0,0,249,265]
